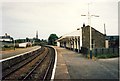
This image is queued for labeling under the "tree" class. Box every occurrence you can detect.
[26,37,30,42]
[33,37,40,45]
[15,39,25,43]
[48,34,58,46]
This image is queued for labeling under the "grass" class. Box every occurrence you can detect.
[1,47,15,51]
[96,53,119,58]
[86,53,119,59]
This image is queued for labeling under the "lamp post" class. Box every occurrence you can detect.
[81,4,99,59]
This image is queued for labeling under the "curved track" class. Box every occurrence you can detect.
[2,46,55,81]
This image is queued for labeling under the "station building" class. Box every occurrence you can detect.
[56,25,106,53]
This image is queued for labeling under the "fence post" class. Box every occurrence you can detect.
[86,48,88,58]
[95,49,97,57]
[113,48,114,54]
[102,48,103,54]
[107,48,109,54]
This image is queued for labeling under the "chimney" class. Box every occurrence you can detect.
[83,23,85,27]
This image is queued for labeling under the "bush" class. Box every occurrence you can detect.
[4,45,10,48]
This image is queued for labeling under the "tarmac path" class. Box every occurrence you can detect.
[54,46,119,80]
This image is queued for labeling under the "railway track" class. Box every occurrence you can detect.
[2,46,55,81]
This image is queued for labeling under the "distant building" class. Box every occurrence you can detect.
[0,33,13,42]
[106,35,119,48]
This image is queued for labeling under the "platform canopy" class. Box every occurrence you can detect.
[56,28,82,42]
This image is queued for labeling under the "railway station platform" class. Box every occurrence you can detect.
[53,46,119,80]
[1,46,41,59]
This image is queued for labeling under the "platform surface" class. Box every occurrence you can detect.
[54,46,119,80]
[1,46,41,59]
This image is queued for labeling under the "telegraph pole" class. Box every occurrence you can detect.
[81,3,99,59]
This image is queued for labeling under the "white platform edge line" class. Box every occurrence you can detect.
[0,46,41,62]
[51,46,57,81]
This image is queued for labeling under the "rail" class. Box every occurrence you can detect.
[2,46,55,81]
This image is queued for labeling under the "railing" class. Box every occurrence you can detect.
[94,48,119,57]
[81,47,119,57]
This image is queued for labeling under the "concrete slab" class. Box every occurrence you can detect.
[54,46,70,79]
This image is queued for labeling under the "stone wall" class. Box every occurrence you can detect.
[82,26,105,49]
[82,26,90,48]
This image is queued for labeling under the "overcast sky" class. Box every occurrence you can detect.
[0,0,118,39]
